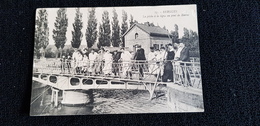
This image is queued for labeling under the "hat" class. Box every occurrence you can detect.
[150,47,154,49]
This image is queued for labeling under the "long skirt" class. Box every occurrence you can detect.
[122,62,131,77]
[162,61,173,82]
[103,61,112,75]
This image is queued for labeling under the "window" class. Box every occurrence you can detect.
[135,33,138,39]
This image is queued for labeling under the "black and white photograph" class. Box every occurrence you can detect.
[31,4,204,116]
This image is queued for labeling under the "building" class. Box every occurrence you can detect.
[122,23,172,57]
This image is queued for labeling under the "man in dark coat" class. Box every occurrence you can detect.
[112,50,122,77]
[179,43,191,86]
[133,44,146,80]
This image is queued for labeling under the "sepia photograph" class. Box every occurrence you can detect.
[31,4,204,116]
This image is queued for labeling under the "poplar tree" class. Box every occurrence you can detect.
[35,9,49,58]
[121,10,128,47]
[71,8,83,49]
[86,8,98,48]
[111,9,120,47]
[98,11,111,48]
[129,14,134,27]
[53,8,68,58]
[171,24,179,43]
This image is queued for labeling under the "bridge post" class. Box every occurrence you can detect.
[50,87,59,107]
[54,90,59,107]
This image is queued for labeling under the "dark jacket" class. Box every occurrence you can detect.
[133,48,146,60]
[180,47,190,62]
[113,52,121,62]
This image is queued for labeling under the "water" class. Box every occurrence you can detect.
[30,81,173,116]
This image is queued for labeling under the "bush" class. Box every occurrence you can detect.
[45,47,56,58]
[63,47,75,57]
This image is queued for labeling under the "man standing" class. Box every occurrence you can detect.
[112,50,121,77]
[60,55,66,74]
[179,43,191,86]
[133,44,146,80]
[66,55,72,74]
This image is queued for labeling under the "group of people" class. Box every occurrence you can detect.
[61,47,134,78]
[146,43,191,85]
[59,42,191,85]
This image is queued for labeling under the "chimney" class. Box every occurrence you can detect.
[144,21,150,26]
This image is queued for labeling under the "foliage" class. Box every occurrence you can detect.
[45,47,56,58]
[63,46,75,57]
[86,8,98,48]
[98,11,111,48]
[111,9,120,47]
[71,8,83,48]
[171,24,179,43]
[181,27,199,51]
[34,9,49,58]
[52,8,68,58]
[129,14,134,27]
[121,10,128,47]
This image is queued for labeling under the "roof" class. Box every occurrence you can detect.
[122,23,171,37]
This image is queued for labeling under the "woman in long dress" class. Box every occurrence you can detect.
[88,49,98,75]
[162,44,175,82]
[103,49,113,76]
[82,54,89,75]
[94,49,105,75]
[72,50,83,74]
[120,48,132,79]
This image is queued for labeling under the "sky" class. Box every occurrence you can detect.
[36,4,198,45]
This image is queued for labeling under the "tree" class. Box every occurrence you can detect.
[180,27,199,51]
[53,8,68,58]
[98,11,111,48]
[129,14,134,27]
[71,8,83,49]
[35,9,49,58]
[180,27,190,47]
[111,9,120,47]
[189,30,199,50]
[86,8,98,48]
[121,10,128,47]
[171,24,179,43]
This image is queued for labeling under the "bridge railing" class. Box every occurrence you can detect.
[33,59,202,89]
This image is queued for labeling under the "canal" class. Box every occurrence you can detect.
[30,81,173,116]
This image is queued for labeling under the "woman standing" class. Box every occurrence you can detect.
[162,44,175,82]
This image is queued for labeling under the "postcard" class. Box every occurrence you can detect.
[31,4,203,116]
